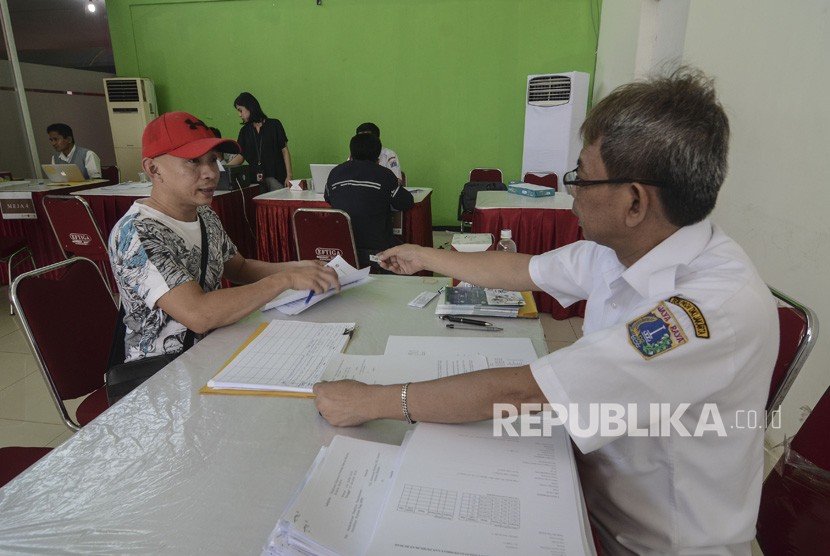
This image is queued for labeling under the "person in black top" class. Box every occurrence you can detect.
[228,92,292,191]
[325,133,414,270]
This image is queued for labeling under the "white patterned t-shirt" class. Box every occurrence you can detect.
[108,201,237,362]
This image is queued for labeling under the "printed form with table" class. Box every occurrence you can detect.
[198,256,594,555]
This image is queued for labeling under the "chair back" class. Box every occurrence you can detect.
[0,447,52,488]
[101,165,120,185]
[756,386,830,555]
[469,168,503,183]
[42,194,109,262]
[522,171,558,190]
[11,257,117,430]
[766,288,819,425]
[292,208,359,268]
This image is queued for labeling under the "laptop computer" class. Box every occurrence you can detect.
[309,164,337,194]
[41,163,86,183]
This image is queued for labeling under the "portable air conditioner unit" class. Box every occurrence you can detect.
[521,72,590,183]
[103,78,158,181]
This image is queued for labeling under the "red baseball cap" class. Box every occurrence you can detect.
[142,111,240,159]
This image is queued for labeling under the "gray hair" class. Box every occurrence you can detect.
[582,67,729,226]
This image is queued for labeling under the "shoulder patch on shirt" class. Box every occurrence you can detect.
[666,296,710,339]
[627,303,689,359]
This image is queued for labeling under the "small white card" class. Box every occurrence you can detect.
[408,290,439,308]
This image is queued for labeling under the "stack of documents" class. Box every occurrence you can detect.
[435,286,528,318]
[261,336,597,554]
[263,421,595,555]
[263,255,371,315]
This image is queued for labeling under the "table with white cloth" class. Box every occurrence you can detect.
[472,190,586,319]
[0,179,107,284]
[0,275,586,555]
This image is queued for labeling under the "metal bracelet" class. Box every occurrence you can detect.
[401,382,416,424]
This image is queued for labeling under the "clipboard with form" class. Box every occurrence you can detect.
[201,320,356,396]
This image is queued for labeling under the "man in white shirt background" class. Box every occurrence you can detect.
[47,122,102,179]
[355,122,403,184]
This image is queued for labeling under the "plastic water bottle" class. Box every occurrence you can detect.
[496,229,517,252]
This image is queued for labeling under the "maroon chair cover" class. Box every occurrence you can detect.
[757,386,830,555]
[523,171,558,190]
[469,168,503,182]
[766,289,818,422]
[292,208,359,268]
[11,257,116,430]
[0,447,52,488]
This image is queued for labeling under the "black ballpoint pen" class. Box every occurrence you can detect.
[442,315,493,327]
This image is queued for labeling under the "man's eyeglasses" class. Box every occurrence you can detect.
[562,168,668,196]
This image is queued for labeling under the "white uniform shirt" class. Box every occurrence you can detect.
[528,220,778,555]
[378,146,401,181]
[52,145,102,179]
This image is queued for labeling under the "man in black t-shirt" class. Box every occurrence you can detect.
[325,133,414,269]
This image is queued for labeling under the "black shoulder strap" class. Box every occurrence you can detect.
[182,214,209,350]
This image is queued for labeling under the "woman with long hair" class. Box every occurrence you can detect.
[228,92,292,191]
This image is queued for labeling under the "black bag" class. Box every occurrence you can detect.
[457,181,507,220]
[105,215,208,405]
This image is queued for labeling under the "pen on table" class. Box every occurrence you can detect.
[442,315,494,327]
[304,290,315,304]
[446,323,503,332]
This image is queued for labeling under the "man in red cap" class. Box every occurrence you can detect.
[108,111,339,363]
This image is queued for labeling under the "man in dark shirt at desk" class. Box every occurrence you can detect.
[325,133,414,270]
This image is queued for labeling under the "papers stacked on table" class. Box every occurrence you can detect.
[263,255,372,315]
[263,421,595,556]
[435,285,528,318]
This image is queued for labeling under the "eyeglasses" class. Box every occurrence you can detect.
[562,168,668,196]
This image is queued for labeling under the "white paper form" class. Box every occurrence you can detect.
[263,436,401,556]
[321,353,489,385]
[366,420,594,556]
[384,336,540,367]
[262,255,372,315]
[207,320,355,392]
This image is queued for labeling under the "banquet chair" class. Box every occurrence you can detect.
[469,168,503,183]
[0,447,52,488]
[101,165,120,185]
[41,194,115,297]
[765,287,819,426]
[0,236,35,315]
[292,208,360,268]
[11,257,116,431]
[756,385,830,555]
[522,171,558,190]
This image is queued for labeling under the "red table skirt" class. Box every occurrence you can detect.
[255,195,433,263]
[80,186,260,260]
[0,182,105,285]
[473,206,586,320]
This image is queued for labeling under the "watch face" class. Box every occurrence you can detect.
[256,172,264,182]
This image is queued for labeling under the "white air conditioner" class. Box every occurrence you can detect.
[521,72,589,183]
[103,78,158,181]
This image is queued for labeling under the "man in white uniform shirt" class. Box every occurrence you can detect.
[314,69,779,555]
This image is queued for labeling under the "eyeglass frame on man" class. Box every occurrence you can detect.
[562,168,668,196]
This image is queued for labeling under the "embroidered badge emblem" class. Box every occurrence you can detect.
[627,303,689,359]
[667,296,710,339]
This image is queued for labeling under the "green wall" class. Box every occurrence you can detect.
[106,0,599,225]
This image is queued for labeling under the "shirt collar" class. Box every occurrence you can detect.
[618,219,714,300]
[59,145,77,161]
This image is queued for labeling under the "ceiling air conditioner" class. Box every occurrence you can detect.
[103,78,158,181]
[521,72,589,184]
